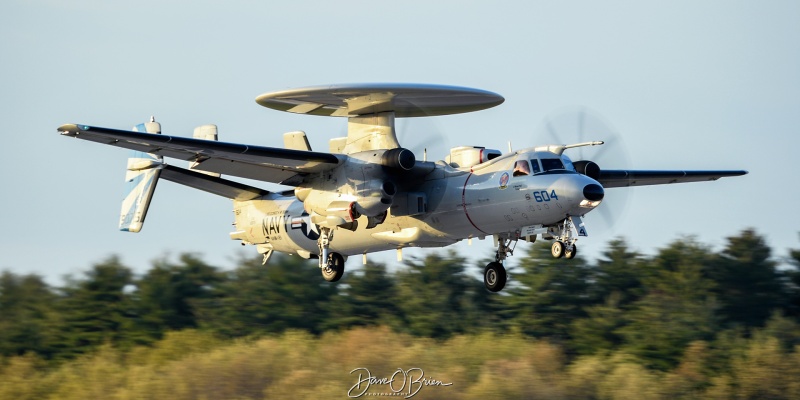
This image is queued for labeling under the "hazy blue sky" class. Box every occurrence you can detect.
[2,1,798,282]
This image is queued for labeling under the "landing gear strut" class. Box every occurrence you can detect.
[317,227,345,282]
[483,235,516,292]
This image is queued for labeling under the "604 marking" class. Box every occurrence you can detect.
[532,190,559,202]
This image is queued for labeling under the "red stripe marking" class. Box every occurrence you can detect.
[462,169,488,235]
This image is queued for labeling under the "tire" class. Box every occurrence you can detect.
[484,262,507,292]
[321,252,345,282]
[551,241,565,259]
[565,244,577,259]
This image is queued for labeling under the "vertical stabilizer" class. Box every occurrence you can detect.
[189,124,220,177]
[120,118,163,232]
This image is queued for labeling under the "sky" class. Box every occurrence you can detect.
[1,1,799,283]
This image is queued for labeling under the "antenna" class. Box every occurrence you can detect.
[564,141,604,150]
[508,141,513,153]
[424,148,427,162]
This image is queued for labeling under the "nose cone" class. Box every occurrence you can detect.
[583,184,604,201]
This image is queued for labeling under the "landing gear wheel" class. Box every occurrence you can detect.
[551,241,565,259]
[484,262,507,292]
[321,252,345,282]
[565,244,577,260]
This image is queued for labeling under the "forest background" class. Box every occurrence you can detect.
[2,228,800,399]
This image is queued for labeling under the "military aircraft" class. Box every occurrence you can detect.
[58,83,747,292]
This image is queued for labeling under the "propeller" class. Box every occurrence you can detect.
[535,106,631,234]
[394,98,451,162]
[395,117,450,162]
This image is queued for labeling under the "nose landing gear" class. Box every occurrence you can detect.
[551,240,566,258]
[550,240,578,259]
[548,215,585,260]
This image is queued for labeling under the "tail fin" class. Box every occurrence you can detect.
[189,124,220,177]
[119,118,164,232]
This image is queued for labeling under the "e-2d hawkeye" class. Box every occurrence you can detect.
[58,84,747,292]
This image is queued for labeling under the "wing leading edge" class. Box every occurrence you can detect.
[58,124,344,185]
[598,170,748,188]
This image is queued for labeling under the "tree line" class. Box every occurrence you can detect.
[1,228,800,374]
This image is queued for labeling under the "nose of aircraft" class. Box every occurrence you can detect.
[583,184,604,201]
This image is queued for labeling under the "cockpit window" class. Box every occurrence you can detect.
[540,158,565,171]
[513,160,531,176]
[530,159,542,174]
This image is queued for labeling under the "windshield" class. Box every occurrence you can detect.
[561,154,576,172]
[540,158,565,172]
[529,158,542,174]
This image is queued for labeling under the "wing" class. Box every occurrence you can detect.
[160,165,271,200]
[598,170,748,188]
[58,124,344,185]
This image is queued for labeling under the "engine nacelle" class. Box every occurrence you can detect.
[381,148,415,171]
[573,160,601,180]
[354,180,396,216]
[310,200,360,231]
[325,200,359,222]
[293,148,421,230]
[296,179,395,230]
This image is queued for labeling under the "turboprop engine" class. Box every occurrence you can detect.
[572,160,601,180]
[295,147,418,230]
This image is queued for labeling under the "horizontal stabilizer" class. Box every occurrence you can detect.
[160,165,269,200]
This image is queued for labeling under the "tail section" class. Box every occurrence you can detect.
[120,118,163,232]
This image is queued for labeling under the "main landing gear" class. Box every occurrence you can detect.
[317,227,345,282]
[484,262,507,292]
[483,235,515,292]
[321,252,345,282]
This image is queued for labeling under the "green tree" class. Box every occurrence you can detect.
[591,238,649,307]
[322,261,401,330]
[568,239,650,356]
[785,236,800,318]
[709,229,784,328]
[55,256,142,357]
[618,238,719,370]
[393,251,484,338]
[755,311,800,351]
[197,254,336,337]
[500,241,592,341]
[135,253,222,338]
[0,272,59,358]
[570,292,626,355]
